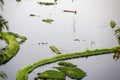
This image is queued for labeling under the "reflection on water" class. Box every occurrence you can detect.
[0,0,120,80]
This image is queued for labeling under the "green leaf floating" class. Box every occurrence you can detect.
[37,70,66,80]
[42,19,54,24]
[50,46,62,54]
[58,61,77,67]
[53,66,86,79]
[110,21,116,28]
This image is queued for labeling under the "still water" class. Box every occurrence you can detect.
[0,0,120,80]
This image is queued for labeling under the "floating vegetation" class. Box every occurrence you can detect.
[110,21,116,28]
[37,2,56,6]
[114,27,120,45]
[58,61,77,67]
[16,46,120,80]
[0,32,20,65]
[54,0,57,3]
[53,66,86,79]
[30,14,35,16]
[0,0,4,5]
[37,70,66,80]
[0,15,9,32]
[0,71,7,79]
[7,32,27,44]
[42,18,54,24]
[16,0,21,2]
[63,10,77,14]
[113,47,120,60]
[74,39,80,41]
[50,46,62,55]
[34,61,84,80]
[0,32,26,65]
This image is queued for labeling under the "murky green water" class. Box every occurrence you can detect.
[0,0,120,80]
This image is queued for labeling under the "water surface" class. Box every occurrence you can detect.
[0,0,120,80]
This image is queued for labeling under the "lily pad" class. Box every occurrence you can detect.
[37,70,66,80]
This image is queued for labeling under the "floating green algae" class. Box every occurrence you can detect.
[37,70,66,80]
[54,66,86,79]
[58,61,77,67]
[7,32,27,44]
[110,21,116,28]
[29,14,36,17]
[0,32,26,65]
[42,19,54,24]
[0,32,20,65]
[50,46,62,55]
[16,46,119,80]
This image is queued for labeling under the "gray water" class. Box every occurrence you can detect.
[0,0,120,80]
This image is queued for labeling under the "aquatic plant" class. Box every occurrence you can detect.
[0,32,26,65]
[0,15,9,32]
[53,66,86,79]
[0,0,4,5]
[113,47,120,60]
[37,2,55,6]
[54,0,57,3]
[42,19,54,24]
[110,21,116,28]
[58,61,77,67]
[50,46,62,55]
[37,70,66,80]
[29,14,36,17]
[0,32,19,64]
[7,32,27,44]
[16,0,21,2]
[16,46,119,80]
[0,71,7,79]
